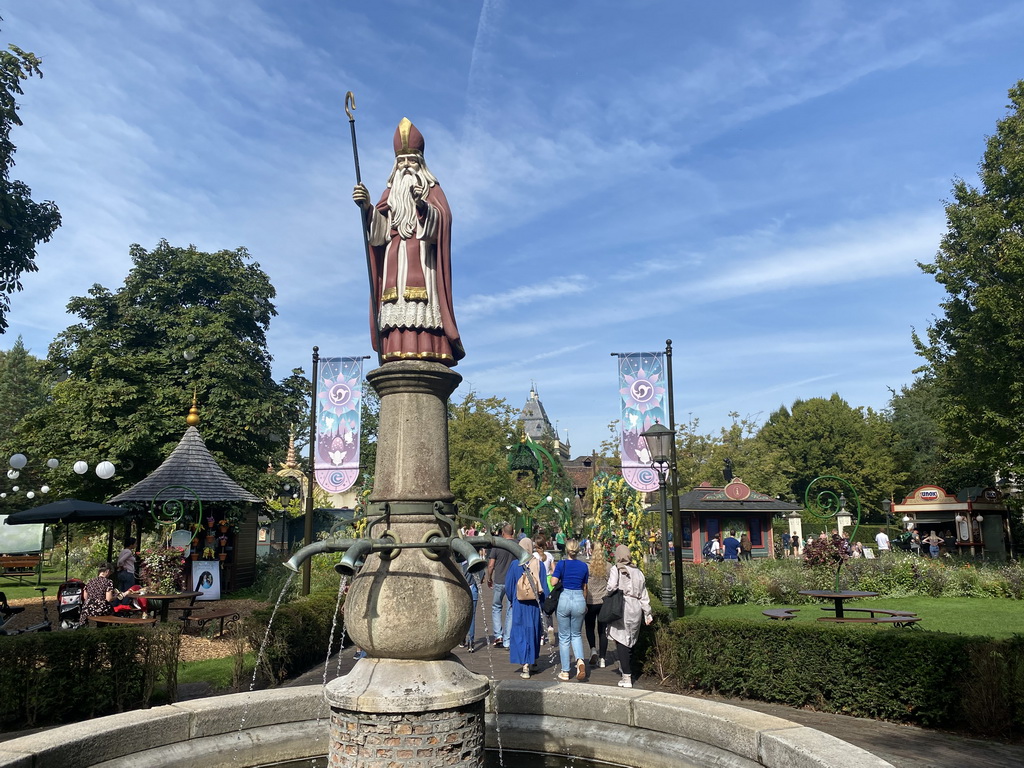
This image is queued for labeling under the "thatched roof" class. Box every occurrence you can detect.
[108,427,263,504]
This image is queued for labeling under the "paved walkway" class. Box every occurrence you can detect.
[287,581,1024,768]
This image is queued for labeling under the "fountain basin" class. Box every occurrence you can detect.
[0,682,892,768]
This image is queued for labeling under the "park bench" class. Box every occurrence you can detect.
[89,615,158,628]
[179,608,240,636]
[0,555,41,585]
[762,608,799,620]
[818,616,921,628]
[820,607,917,619]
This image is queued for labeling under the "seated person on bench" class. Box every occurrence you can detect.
[81,564,116,619]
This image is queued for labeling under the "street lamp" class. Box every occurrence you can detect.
[641,421,675,612]
[881,498,891,539]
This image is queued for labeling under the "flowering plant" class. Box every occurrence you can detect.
[217,519,229,527]
[202,546,215,559]
[140,546,187,592]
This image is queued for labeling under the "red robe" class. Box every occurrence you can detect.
[365,184,464,365]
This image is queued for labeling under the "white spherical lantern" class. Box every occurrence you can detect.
[6,469,18,479]
[9,453,27,469]
[0,493,6,498]
[95,461,116,480]
[11,486,18,492]
[46,458,59,469]
[26,491,34,499]
[73,460,89,475]
[40,485,50,494]
[975,514,984,523]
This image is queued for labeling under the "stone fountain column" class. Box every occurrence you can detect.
[325,360,489,768]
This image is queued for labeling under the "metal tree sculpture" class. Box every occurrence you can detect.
[804,475,861,591]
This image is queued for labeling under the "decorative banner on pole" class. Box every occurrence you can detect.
[315,357,363,493]
[616,352,667,493]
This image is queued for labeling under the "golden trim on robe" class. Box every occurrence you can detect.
[403,287,428,301]
[381,287,399,303]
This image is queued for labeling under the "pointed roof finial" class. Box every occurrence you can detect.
[186,389,200,427]
[285,424,298,469]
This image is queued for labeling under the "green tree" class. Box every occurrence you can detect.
[756,394,901,521]
[448,391,516,517]
[886,377,952,494]
[0,335,47,435]
[0,37,61,332]
[915,81,1024,484]
[11,240,297,502]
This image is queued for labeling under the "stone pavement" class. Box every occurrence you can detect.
[287,580,1024,768]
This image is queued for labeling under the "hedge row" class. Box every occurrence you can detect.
[245,588,346,685]
[642,617,1024,735]
[0,627,180,731]
[680,556,1024,606]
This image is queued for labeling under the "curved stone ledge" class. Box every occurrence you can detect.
[0,681,892,768]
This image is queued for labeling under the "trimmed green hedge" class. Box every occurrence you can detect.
[245,589,346,684]
[642,617,1024,735]
[0,627,180,731]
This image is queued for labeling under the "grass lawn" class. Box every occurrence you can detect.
[178,653,256,692]
[683,597,1024,639]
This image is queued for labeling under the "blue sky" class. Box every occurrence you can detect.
[3,1,1023,456]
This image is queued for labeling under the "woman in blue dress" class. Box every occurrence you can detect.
[503,537,548,679]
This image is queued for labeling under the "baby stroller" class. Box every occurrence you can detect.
[57,578,85,629]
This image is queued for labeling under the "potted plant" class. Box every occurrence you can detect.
[140,546,187,593]
[202,546,215,560]
[217,551,228,561]
[217,518,229,533]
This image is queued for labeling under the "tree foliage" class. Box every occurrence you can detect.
[0,335,47,436]
[915,81,1024,483]
[0,38,61,332]
[755,394,901,520]
[448,391,516,516]
[10,240,301,502]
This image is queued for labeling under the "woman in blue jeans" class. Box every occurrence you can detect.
[551,539,589,681]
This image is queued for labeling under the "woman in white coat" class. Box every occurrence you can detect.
[606,544,653,688]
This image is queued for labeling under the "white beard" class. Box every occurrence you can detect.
[389,170,427,239]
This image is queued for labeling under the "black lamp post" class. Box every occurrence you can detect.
[642,421,675,612]
[881,498,891,539]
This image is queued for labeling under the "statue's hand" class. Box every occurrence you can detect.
[352,183,371,209]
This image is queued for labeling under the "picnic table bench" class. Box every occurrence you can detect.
[89,615,158,628]
[819,616,921,628]
[0,555,41,585]
[762,608,800,620]
[180,608,240,636]
[820,607,917,619]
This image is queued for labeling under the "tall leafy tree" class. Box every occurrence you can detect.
[756,394,901,520]
[915,81,1024,484]
[13,240,299,501]
[0,335,47,435]
[0,36,61,332]
[448,391,516,515]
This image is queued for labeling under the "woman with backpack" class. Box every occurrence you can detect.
[606,544,653,688]
[503,537,548,679]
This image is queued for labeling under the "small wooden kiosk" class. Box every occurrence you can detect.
[892,485,1012,559]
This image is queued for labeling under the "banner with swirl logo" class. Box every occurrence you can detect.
[314,357,363,493]
[617,352,666,493]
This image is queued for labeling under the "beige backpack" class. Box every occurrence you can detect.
[516,559,542,601]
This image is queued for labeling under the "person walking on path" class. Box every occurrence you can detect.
[875,529,891,556]
[551,539,589,681]
[460,558,480,652]
[585,553,610,667]
[607,544,653,688]
[486,524,516,648]
[504,537,548,679]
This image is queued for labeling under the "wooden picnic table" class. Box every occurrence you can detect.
[798,590,878,619]
[89,615,158,628]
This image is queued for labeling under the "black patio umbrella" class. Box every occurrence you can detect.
[4,499,135,580]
